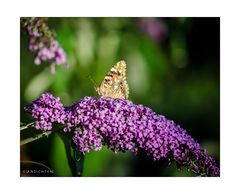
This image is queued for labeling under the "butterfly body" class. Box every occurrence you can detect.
[96,60,129,99]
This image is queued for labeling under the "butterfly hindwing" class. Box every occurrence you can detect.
[96,60,129,99]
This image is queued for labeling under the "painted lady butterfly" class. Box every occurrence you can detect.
[95,60,129,99]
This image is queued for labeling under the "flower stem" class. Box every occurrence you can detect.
[20,122,35,131]
[74,149,85,176]
[20,131,52,146]
[57,131,85,176]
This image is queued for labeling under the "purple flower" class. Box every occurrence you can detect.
[25,93,220,176]
[21,17,67,73]
[34,40,66,66]
[138,18,167,42]
[24,93,65,131]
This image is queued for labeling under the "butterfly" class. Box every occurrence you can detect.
[95,60,129,99]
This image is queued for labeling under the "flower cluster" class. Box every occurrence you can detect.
[21,17,67,73]
[24,93,65,131]
[25,93,220,176]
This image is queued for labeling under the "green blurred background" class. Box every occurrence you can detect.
[20,17,220,176]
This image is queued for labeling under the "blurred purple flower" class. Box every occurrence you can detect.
[22,17,67,73]
[33,40,67,66]
[138,18,167,42]
[25,93,220,176]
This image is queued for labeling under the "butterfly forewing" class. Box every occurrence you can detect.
[96,60,129,99]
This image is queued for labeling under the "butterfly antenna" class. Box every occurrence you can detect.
[87,75,99,92]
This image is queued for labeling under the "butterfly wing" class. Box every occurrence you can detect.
[96,60,129,99]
